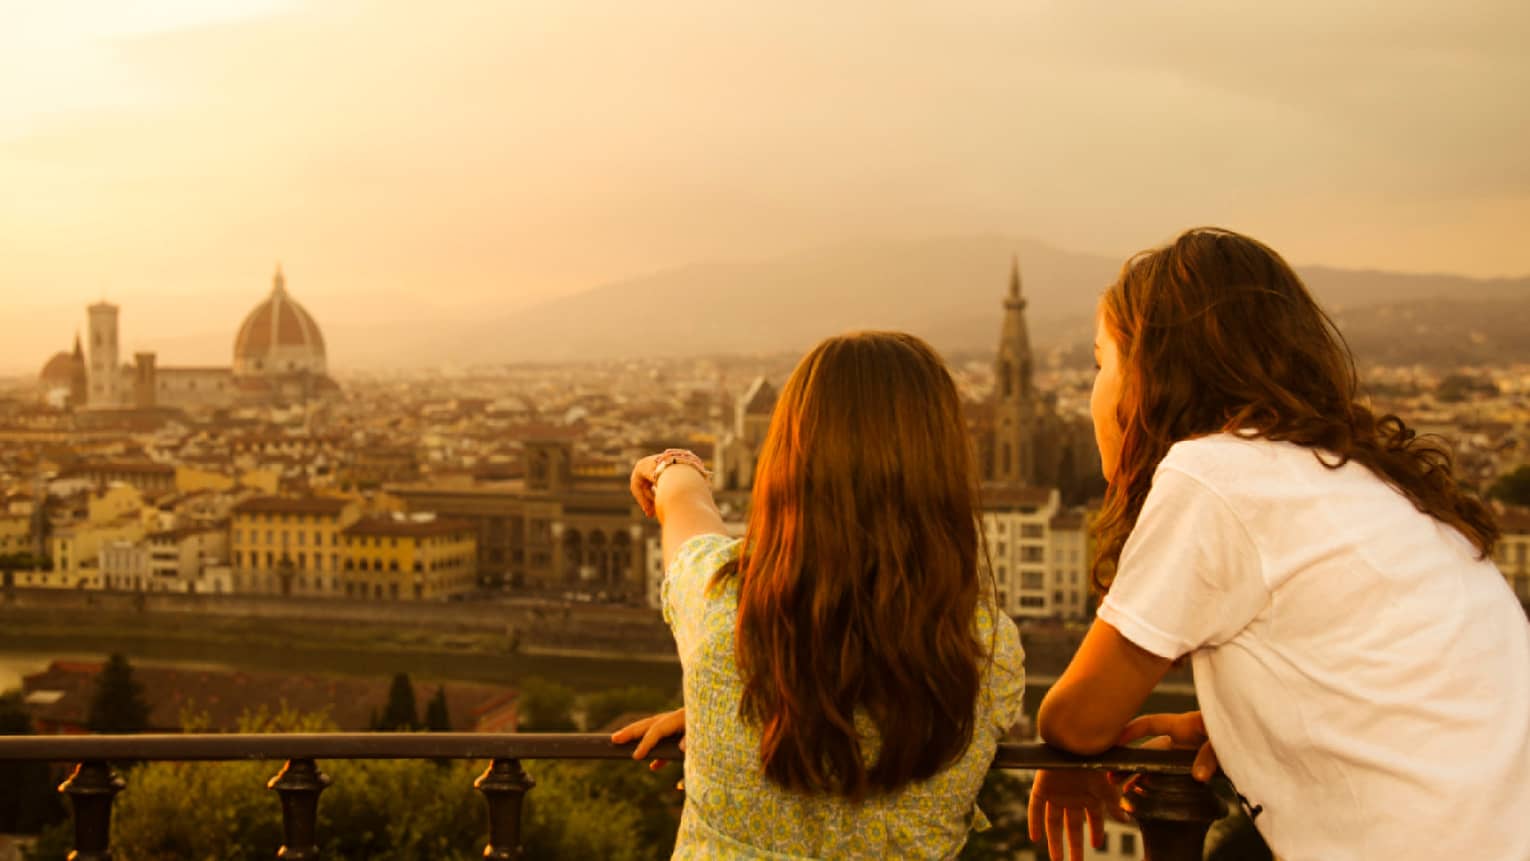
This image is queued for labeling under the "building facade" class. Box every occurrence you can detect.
[982,486,1092,620]
[340,514,477,601]
[714,377,777,493]
[230,496,360,597]
[390,438,648,598]
[1496,508,1530,605]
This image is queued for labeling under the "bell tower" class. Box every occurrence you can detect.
[991,256,1039,485]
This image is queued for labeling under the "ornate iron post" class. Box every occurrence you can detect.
[268,758,331,860]
[58,760,125,861]
[1124,772,1224,861]
[475,758,535,860]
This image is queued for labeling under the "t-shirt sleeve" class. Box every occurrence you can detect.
[661,533,741,662]
[1097,466,1268,660]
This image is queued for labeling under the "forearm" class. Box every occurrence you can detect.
[655,466,725,566]
[1038,619,1173,754]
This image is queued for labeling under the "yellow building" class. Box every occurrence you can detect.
[50,519,146,588]
[88,484,146,526]
[341,515,477,601]
[0,515,31,559]
[230,496,360,597]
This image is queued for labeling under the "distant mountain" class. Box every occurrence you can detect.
[427,236,1530,367]
[1333,297,1530,367]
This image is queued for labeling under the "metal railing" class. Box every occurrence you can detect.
[0,733,1221,860]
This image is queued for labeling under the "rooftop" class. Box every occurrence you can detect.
[343,514,476,538]
[232,496,351,516]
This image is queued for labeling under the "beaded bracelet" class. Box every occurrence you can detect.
[653,448,711,485]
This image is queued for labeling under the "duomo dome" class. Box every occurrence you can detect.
[233,266,327,377]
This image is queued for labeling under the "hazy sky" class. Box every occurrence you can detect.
[3,1,1527,371]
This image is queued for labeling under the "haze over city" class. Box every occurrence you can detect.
[4,0,1529,373]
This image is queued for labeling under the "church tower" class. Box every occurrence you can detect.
[992,256,1039,485]
[87,302,122,407]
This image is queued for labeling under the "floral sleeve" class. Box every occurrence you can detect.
[661,533,742,665]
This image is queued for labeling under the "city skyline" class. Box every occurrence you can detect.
[4,1,1529,372]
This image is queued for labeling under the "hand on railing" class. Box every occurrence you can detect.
[1119,710,1220,782]
[611,707,686,772]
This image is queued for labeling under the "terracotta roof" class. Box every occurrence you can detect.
[512,422,580,442]
[740,377,777,415]
[39,351,84,385]
[1050,510,1087,530]
[232,496,350,516]
[70,462,175,476]
[233,268,326,360]
[343,515,475,539]
[982,484,1057,511]
[21,660,517,733]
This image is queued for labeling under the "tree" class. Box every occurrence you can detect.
[376,673,420,731]
[95,707,680,860]
[522,760,679,861]
[516,677,577,732]
[0,691,66,834]
[108,708,486,861]
[1490,465,1530,508]
[86,653,151,734]
[425,686,451,733]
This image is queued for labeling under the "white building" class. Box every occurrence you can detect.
[982,487,1091,620]
[101,527,229,593]
[1085,820,1145,861]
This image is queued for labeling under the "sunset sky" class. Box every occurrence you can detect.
[2,1,1527,372]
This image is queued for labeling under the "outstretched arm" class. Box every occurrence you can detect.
[1037,618,1174,754]
[629,452,727,572]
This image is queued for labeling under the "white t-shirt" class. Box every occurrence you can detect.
[1098,434,1530,861]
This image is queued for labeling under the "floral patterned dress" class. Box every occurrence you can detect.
[662,534,1026,860]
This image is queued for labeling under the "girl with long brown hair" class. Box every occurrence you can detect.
[614,331,1025,858]
[1029,228,1530,861]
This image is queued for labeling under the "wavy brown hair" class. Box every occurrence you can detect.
[730,331,987,800]
[1092,228,1499,594]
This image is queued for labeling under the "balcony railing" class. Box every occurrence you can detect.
[0,733,1220,860]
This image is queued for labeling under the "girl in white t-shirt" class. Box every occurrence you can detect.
[1029,228,1530,861]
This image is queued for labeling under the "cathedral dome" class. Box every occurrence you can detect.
[39,351,80,386]
[233,266,328,377]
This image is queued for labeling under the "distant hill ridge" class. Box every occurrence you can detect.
[439,236,1530,367]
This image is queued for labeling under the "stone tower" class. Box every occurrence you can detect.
[992,257,1040,485]
[87,302,121,407]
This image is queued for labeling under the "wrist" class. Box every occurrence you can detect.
[653,449,711,487]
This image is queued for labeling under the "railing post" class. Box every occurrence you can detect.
[58,760,125,861]
[475,758,534,860]
[1124,772,1223,861]
[267,758,331,860]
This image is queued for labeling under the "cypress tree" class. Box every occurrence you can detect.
[379,673,420,731]
[86,653,151,734]
[425,686,451,732]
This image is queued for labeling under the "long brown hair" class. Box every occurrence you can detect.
[1093,227,1499,594]
[732,331,987,800]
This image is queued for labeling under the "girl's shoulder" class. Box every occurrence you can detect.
[662,534,744,657]
[1160,433,1333,494]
